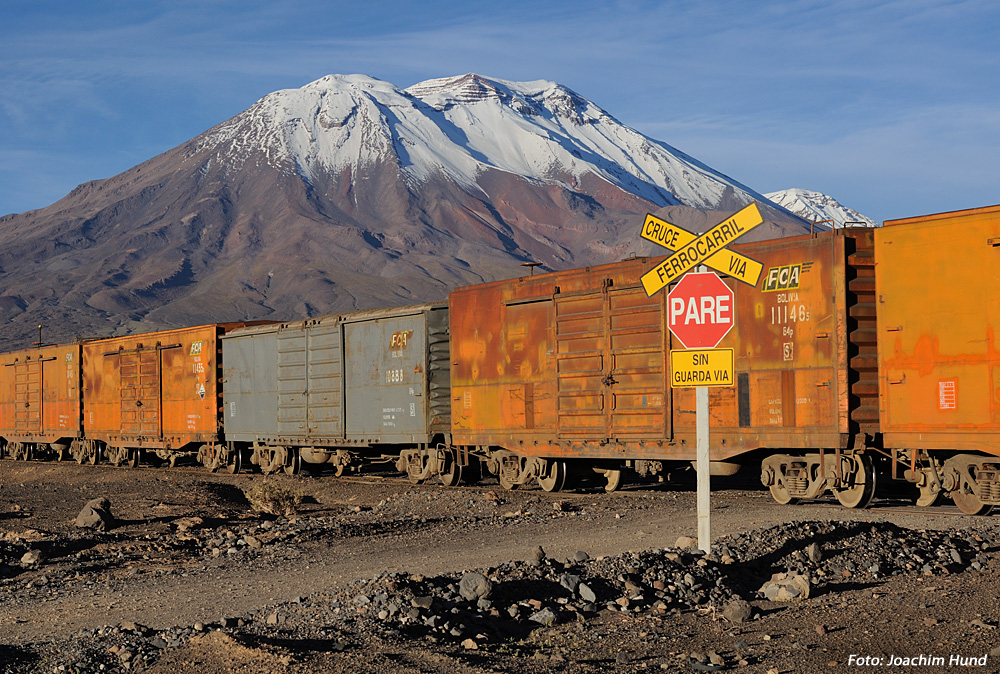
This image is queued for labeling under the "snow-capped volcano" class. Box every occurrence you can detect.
[200,73,771,211]
[765,188,878,227]
[0,73,810,349]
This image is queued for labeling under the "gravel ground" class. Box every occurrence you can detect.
[1,460,999,673]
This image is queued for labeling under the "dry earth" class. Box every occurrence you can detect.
[0,461,998,674]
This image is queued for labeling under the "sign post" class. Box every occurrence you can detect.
[641,205,762,553]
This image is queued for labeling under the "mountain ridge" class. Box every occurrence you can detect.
[0,73,812,350]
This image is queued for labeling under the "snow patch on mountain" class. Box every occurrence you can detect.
[199,73,771,210]
[765,188,878,227]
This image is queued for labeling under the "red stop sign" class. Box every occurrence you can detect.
[667,271,735,349]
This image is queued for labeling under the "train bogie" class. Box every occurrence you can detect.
[221,304,452,478]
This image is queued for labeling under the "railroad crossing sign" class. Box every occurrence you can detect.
[666,271,735,349]
[640,202,765,296]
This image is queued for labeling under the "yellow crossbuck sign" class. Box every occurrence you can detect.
[640,202,765,296]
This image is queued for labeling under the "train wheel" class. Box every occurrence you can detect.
[952,491,994,516]
[769,483,798,505]
[537,459,567,493]
[440,450,463,487]
[916,485,943,507]
[89,445,101,466]
[128,448,142,469]
[228,449,243,475]
[835,455,876,508]
[594,467,624,493]
[283,449,302,476]
[106,447,124,467]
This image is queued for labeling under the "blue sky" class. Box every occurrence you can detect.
[2,0,997,223]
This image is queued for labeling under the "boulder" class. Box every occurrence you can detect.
[459,572,492,601]
[75,498,114,530]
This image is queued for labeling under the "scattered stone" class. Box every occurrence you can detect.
[675,536,697,549]
[20,549,45,566]
[462,638,478,650]
[559,573,581,594]
[529,607,557,626]
[574,551,590,562]
[806,542,822,562]
[75,498,114,530]
[722,599,752,624]
[760,571,811,601]
[578,582,597,603]
[459,572,492,601]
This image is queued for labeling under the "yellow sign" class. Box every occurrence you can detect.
[640,214,763,287]
[669,348,734,388]
[641,203,764,296]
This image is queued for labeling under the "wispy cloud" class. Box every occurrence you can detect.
[1,0,998,217]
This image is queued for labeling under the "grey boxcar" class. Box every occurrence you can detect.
[221,303,459,482]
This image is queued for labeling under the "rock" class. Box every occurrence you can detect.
[173,516,204,532]
[675,536,697,549]
[574,550,590,562]
[20,549,45,566]
[266,611,280,626]
[759,572,811,601]
[462,638,478,650]
[560,574,581,594]
[531,545,546,564]
[529,607,558,626]
[806,542,822,562]
[722,599,752,623]
[578,583,597,602]
[950,549,962,564]
[459,572,492,601]
[75,497,114,530]
[412,596,434,609]
[244,535,262,549]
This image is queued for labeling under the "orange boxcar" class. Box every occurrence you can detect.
[876,204,1000,513]
[450,227,879,495]
[0,342,83,460]
[81,323,258,466]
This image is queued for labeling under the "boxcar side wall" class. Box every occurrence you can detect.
[876,206,1000,455]
[221,327,280,442]
[82,326,225,450]
[222,305,448,449]
[0,343,83,445]
[450,229,870,462]
[344,307,447,445]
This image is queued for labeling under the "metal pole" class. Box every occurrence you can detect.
[695,265,711,553]
[696,385,710,552]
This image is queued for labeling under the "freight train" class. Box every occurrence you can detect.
[0,204,997,514]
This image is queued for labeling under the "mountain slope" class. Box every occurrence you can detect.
[765,188,878,227]
[0,74,810,349]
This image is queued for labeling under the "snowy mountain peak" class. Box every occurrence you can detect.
[764,188,878,227]
[198,73,774,212]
